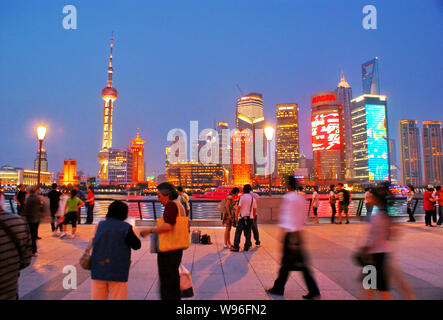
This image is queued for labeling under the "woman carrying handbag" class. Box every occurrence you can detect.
[140,183,190,301]
[85,201,141,300]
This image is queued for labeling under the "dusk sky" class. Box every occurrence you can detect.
[0,0,442,178]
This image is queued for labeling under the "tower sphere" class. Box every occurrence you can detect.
[102,86,118,101]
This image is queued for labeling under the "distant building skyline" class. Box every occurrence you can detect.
[422,121,443,186]
[399,120,423,186]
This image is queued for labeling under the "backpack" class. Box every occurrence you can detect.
[200,234,212,245]
[191,230,201,244]
[343,190,350,205]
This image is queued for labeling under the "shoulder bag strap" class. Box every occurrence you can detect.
[249,195,254,217]
[0,216,24,262]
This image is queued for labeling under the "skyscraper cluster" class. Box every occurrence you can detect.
[399,120,443,187]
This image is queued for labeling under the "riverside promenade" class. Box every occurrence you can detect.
[18,219,443,300]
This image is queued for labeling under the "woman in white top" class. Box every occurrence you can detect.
[53,190,69,235]
[311,187,319,224]
[406,185,415,222]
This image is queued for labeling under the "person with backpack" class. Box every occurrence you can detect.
[328,185,337,224]
[47,183,61,236]
[0,208,32,299]
[23,186,45,255]
[336,183,351,224]
[230,184,257,252]
[405,185,416,222]
[220,187,239,248]
[60,189,84,239]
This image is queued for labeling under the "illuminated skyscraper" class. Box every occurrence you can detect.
[350,94,390,182]
[231,129,253,186]
[129,129,146,183]
[58,159,79,186]
[236,93,265,176]
[108,148,133,185]
[34,148,48,172]
[422,121,443,185]
[98,34,118,184]
[399,120,423,186]
[362,57,380,95]
[336,73,353,179]
[276,104,299,181]
[216,122,231,183]
[389,139,400,184]
[311,91,345,181]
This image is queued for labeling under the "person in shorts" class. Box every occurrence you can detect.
[60,189,84,239]
[222,187,239,248]
[336,183,351,224]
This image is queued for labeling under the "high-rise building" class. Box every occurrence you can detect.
[362,57,380,95]
[98,34,118,184]
[34,148,48,172]
[389,139,400,184]
[275,104,299,182]
[311,91,345,181]
[231,129,253,186]
[236,93,266,176]
[216,122,232,183]
[336,73,353,179]
[129,129,146,183]
[108,148,133,185]
[399,120,423,186]
[58,159,79,186]
[422,121,443,185]
[350,94,390,182]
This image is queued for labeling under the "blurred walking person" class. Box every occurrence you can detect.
[328,185,337,224]
[406,185,416,222]
[250,190,261,246]
[60,189,84,239]
[0,189,4,211]
[13,184,26,216]
[85,186,95,224]
[311,186,319,224]
[221,187,239,248]
[90,201,141,300]
[266,176,320,299]
[47,183,61,236]
[23,186,44,255]
[0,208,32,299]
[364,188,374,221]
[362,185,414,300]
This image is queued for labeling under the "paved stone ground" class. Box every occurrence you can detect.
[18,219,443,300]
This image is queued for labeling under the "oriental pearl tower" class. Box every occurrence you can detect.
[97,34,118,183]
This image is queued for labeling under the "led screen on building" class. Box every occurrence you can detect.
[365,104,389,181]
[311,113,341,152]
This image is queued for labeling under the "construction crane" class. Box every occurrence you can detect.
[236,84,244,97]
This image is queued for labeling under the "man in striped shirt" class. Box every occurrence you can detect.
[0,209,32,300]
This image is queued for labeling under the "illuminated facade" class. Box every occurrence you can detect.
[399,120,423,186]
[389,139,400,184]
[166,162,226,189]
[108,148,133,185]
[236,93,266,176]
[58,159,79,186]
[216,122,231,183]
[0,166,53,186]
[311,91,345,181]
[362,57,380,95]
[351,94,390,182]
[422,121,443,185]
[129,129,146,183]
[98,34,118,184]
[231,129,253,186]
[276,104,299,182]
[34,148,48,172]
[336,73,353,179]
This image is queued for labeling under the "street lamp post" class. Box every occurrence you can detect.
[264,125,275,197]
[36,125,47,186]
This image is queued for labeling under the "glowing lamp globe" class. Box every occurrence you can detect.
[264,125,275,141]
[36,126,47,141]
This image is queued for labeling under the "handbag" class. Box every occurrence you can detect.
[353,246,374,267]
[157,201,190,252]
[150,232,159,253]
[79,238,93,270]
[179,264,194,298]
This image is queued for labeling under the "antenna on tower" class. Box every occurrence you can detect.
[236,84,244,97]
